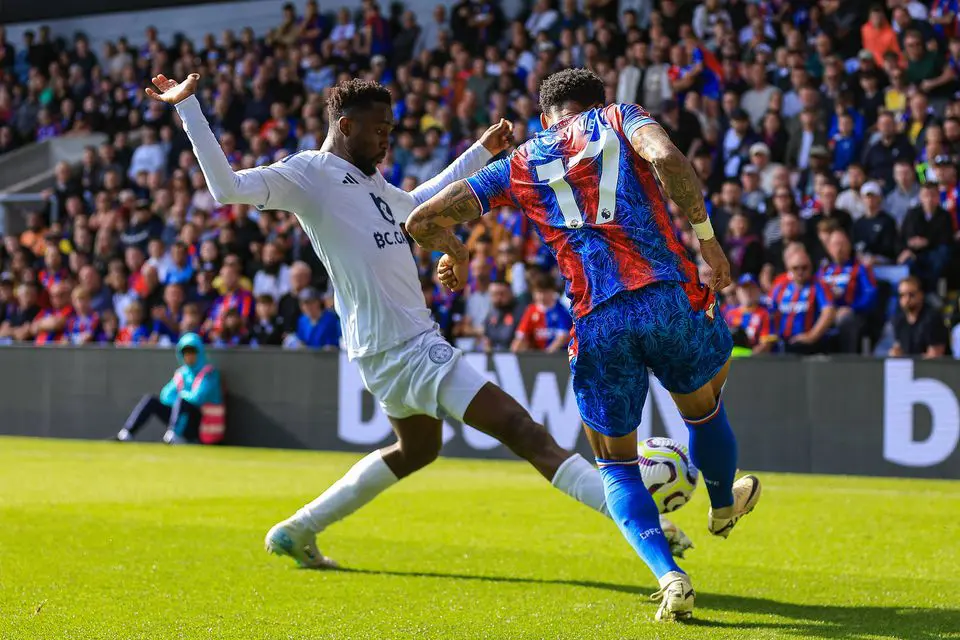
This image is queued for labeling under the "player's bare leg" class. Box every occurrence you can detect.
[670,359,761,538]
[266,415,442,568]
[460,383,608,514]
[583,428,694,621]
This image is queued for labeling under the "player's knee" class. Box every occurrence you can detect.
[399,435,441,471]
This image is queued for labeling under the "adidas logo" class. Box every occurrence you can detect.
[342,174,359,185]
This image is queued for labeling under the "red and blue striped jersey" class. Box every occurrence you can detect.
[818,260,878,313]
[769,277,835,339]
[724,304,775,347]
[465,103,706,319]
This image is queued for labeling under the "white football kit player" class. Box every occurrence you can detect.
[176,95,490,421]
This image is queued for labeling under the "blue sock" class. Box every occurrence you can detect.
[597,460,681,580]
[684,399,738,509]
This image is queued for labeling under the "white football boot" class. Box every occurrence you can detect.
[660,516,694,558]
[707,474,762,538]
[651,571,695,621]
[265,520,339,569]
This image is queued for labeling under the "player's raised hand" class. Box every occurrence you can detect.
[437,254,469,292]
[479,119,514,155]
[145,73,200,105]
[699,238,732,291]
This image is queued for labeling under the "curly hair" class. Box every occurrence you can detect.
[538,69,605,115]
[327,79,392,119]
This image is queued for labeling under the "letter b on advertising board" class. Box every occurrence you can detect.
[883,360,960,468]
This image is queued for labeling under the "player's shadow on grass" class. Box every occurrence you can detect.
[338,568,958,639]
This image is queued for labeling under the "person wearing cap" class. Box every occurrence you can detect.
[933,156,960,222]
[291,287,340,350]
[740,164,767,213]
[862,110,916,187]
[854,181,899,265]
[724,274,777,355]
[748,142,782,195]
[819,229,879,353]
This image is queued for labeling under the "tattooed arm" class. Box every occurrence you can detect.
[405,180,483,290]
[630,123,731,290]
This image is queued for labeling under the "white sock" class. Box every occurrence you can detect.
[550,454,610,517]
[291,450,399,533]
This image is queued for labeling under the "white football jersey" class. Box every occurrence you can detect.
[175,95,490,359]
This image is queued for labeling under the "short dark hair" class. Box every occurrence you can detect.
[539,69,605,115]
[256,293,276,305]
[327,79,392,119]
[532,273,556,292]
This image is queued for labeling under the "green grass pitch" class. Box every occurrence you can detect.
[1,437,959,640]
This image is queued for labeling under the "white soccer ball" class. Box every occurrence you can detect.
[638,437,699,514]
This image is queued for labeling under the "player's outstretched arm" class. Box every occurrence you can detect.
[146,73,272,207]
[406,180,482,289]
[630,124,731,291]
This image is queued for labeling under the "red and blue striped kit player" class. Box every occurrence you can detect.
[408,70,762,621]
[465,103,712,319]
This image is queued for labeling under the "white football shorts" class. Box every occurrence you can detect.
[354,329,488,421]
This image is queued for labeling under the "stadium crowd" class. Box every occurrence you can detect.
[1,0,960,357]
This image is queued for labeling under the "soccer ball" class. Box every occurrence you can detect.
[638,437,699,513]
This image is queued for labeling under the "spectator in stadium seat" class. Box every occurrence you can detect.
[883,160,921,228]
[116,333,223,443]
[251,294,285,347]
[0,282,41,343]
[33,282,74,345]
[862,111,916,188]
[64,286,99,345]
[212,308,249,347]
[482,279,522,353]
[291,288,340,350]
[899,182,955,291]
[127,127,166,180]
[511,274,571,354]
[116,300,150,346]
[723,212,764,280]
[278,261,312,335]
[106,261,139,328]
[854,182,900,266]
[208,262,254,334]
[890,276,949,358]
[0,273,16,326]
[79,265,112,314]
[253,241,291,301]
[769,243,837,355]
[724,274,777,354]
[819,229,878,353]
[807,180,854,244]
